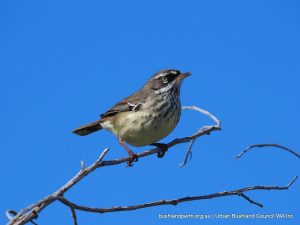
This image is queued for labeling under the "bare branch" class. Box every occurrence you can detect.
[236,144,300,159]
[180,106,221,166]
[56,176,297,213]
[7,106,221,225]
[6,210,38,225]
[7,148,110,225]
[6,107,296,225]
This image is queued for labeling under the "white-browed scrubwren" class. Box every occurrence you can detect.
[73,69,191,166]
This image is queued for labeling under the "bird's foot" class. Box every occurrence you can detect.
[118,136,139,167]
[151,143,169,158]
[127,152,139,167]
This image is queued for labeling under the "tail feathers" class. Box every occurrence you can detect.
[73,120,102,136]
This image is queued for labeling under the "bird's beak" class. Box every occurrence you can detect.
[176,72,191,82]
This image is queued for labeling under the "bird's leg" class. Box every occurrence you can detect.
[118,137,138,166]
[150,143,169,158]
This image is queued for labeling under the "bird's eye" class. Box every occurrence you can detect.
[162,77,168,83]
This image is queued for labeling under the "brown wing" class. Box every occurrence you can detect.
[100,89,144,119]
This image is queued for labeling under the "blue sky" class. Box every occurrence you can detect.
[1,0,300,224]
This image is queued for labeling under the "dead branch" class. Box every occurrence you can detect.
[6,106,297,225]
[6,106,221,225]
[236,143,300,159]
[57,176,297,214]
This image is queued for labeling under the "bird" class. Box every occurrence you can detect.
[73,69,191,166]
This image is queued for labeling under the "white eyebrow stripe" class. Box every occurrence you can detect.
[155,73,168,79]
[155,71,179,79]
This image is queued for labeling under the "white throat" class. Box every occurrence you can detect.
[154,82,176,95]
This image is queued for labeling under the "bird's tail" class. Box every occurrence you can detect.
[73,120,102,136]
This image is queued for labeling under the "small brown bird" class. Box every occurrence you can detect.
[73,69,190,166]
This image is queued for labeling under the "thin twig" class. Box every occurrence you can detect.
[81,161,85,170]
[70,207,78,225]
[236,144,300,159]
[180,106,221,166]
[57,176,297,213]
[182,106,221,127]
[239,193,263,208]
[96,148,110,163]
[179,138,196,167]
[6,210,17,222]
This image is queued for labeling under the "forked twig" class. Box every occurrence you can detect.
[56,176,297,213]
[180,106,221,166]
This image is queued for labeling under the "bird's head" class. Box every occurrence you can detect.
[145,69,191,93]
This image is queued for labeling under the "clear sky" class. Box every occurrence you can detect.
[1,0,299,224]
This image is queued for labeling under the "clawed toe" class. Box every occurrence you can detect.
[157,150,165,158]
[157,148,168,158]
[127,153,138,167]
[151,143,168,158]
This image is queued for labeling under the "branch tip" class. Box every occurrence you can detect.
[239,193,264,208]
[179,138,196,167]
[287,176,298,188]
[179,106,221,166]
[70,207,78,225]
[236,144,300,159]
[81,161,85,170]
[96,148,110,163]
[6,210,17,221]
